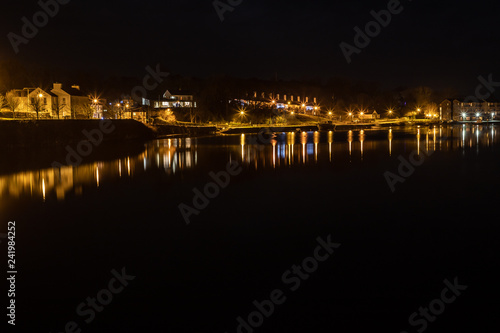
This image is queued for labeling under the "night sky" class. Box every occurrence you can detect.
[1,0,499,94]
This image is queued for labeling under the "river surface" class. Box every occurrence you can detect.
[1,124,499,332]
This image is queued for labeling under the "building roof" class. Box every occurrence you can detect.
[483,97,500,103]
[64,87,86,97]
[165,89,194,96]
[442,97,500,103]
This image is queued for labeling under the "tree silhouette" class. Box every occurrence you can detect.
[30,96,46,120]
[4,93,22,119]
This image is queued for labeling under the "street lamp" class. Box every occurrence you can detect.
[91,98,100,118]
[36,93,44,119]
[116,103,122,119]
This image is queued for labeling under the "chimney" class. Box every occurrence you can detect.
[53,83,62,90]
[72,85,80,90]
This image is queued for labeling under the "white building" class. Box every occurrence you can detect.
[5,84,93,119]
[5,87,56,119]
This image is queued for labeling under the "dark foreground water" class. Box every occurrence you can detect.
[1,124,499,332]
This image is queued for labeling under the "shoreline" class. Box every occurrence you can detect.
[1,119,497,149]
[0,119,496,175]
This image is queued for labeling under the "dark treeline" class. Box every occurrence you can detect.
[0,59,463,122]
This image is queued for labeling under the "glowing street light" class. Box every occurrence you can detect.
[115,103,123,119]
[91,98,101,119]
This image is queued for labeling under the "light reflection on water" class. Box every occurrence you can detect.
[0,138,198,202]
[0,125,498,202]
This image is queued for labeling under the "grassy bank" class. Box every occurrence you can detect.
[0,119,155,148]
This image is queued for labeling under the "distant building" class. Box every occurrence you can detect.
[232,92,321,115]
[147,90,197,110]
[6,84,94,119]
[91,98,107,119]
[438,100,456,121]
[440,98,500,121]
[51,83,90,119]
[6,87,56,119]
[359,111,380,120]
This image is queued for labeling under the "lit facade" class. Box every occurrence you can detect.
[6,84,94,119]
[6,88,55,118]
[148,90,197,109]
[233,92,320,115]
[441,99,500,121]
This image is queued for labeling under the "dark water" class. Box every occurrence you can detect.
[1,124,499,332]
